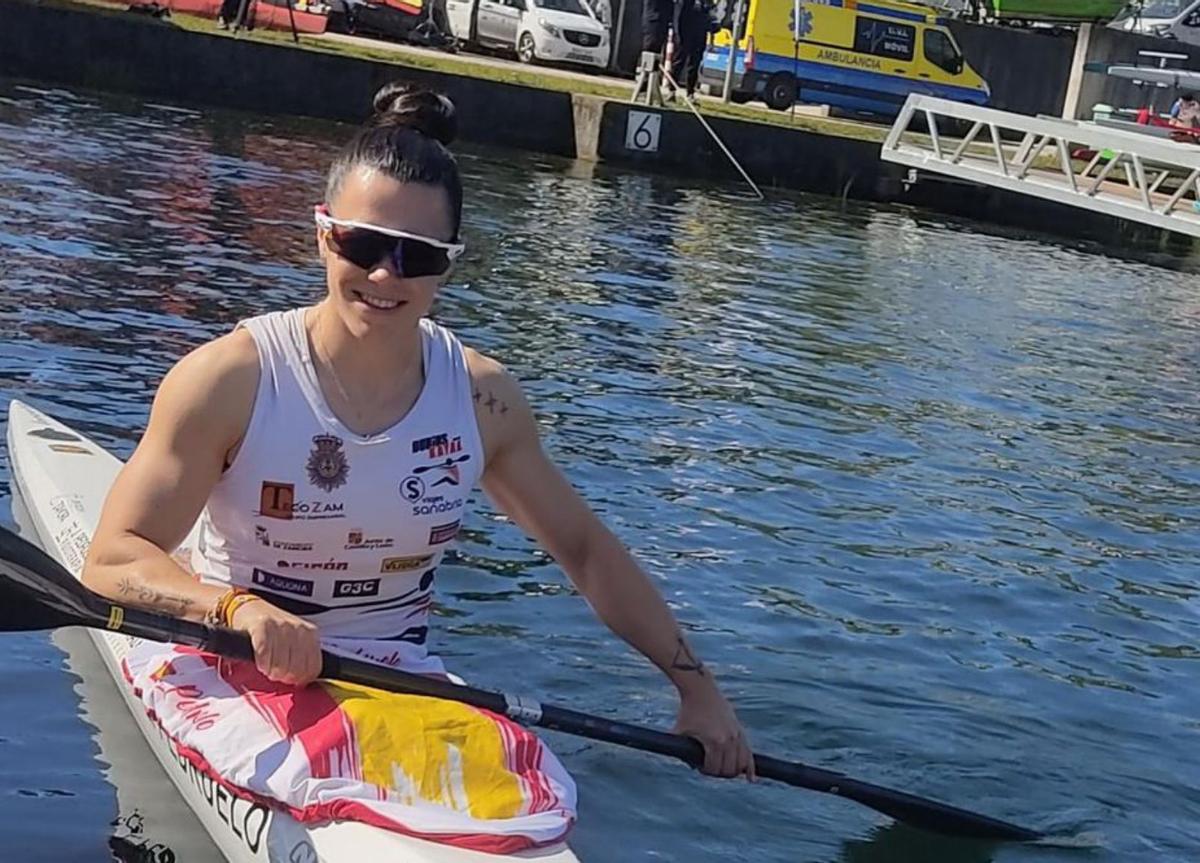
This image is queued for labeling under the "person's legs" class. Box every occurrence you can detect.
[677,12,704,95]
[687,21,707,94]
[670,25,688,87]
[642,0,668,52]
[218,0,242,27]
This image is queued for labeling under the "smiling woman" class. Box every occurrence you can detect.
[74,78,755,856]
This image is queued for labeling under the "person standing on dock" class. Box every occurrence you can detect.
[217,0,245,29]
[669,0,712,101]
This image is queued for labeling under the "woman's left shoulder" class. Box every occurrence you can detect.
[463,347,537,465]
[464,346,521,400]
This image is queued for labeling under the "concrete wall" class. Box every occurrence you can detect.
[949,21,1074,116]
[0,0,579,155]
[592,99,1184,252]
[1076,25,1200,118]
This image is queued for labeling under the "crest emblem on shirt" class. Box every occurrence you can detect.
[306,434,349,493]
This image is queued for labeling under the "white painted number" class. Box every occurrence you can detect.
[626,111,661,153]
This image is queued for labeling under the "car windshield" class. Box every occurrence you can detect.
[534,0,589,15]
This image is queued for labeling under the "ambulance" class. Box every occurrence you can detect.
[701,0,990,115]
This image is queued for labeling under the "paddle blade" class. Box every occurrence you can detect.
[0,525,105,632]
[755,755,1042,841]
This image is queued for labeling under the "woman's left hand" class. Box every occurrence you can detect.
[673,683,756,780]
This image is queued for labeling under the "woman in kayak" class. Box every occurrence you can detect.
[83,82,753,780]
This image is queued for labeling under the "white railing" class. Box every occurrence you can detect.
[881,94,1200,239]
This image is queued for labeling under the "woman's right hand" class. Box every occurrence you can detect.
[229,598,323,686]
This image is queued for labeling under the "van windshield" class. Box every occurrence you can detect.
[534,0,589,14]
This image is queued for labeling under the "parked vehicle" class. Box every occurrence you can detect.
[701,0,990,115]
[445,0,610,69]
[1110,0,1200,42]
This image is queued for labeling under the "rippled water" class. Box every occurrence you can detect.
[1,78,1198,863]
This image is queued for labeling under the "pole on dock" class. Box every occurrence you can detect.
[721,0,746,103]
[610,0,627,73]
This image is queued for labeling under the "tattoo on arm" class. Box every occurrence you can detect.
[670,637,707,677]
[115,575,194,617]
[473,387,510,416]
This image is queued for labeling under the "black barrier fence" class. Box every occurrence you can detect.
[949,21,1074,116]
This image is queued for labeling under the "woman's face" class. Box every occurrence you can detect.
[317,166,456,335]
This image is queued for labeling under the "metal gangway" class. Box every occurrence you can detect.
[881,94,1200,238]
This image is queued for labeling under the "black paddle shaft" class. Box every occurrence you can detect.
[314,650,1041,842]
[0,524,1043,842]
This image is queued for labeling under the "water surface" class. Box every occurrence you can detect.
[0,79,1197,862]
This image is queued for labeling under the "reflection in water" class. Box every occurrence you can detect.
[0,79,1198,863]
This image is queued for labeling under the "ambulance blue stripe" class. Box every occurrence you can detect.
[858,2,928,21]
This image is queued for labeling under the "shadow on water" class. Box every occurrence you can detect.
[839,823,996,863]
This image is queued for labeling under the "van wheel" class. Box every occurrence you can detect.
[731,91,753,105]
[764,74,797,111]
[517,32,537,64]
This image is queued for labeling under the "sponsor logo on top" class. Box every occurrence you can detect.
[380,555,433,573]
[332,578,381,598]
[276,559,349,571]
[400,453,471,516]
[412,433,463,459]
[251,567,314,596]
[345,529,394,551]
[428,520,460,545]
[413,453,471,488]
[306,434,349,493]
[258,481,345,521]
[255,526,314,552]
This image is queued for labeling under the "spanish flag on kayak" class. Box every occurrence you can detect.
[121,644,577,853]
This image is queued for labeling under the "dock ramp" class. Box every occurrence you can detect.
[881,95,1200,239]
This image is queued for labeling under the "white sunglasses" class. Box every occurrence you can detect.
[314,207,464,277]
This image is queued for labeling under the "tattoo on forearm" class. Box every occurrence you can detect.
[473,387,510,416]
[670,637,707,677]
[115,575,194,616]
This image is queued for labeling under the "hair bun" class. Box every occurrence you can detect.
[371,82,457,147]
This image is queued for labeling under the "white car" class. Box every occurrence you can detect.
[446,0,611,70]
[1109,0,1200,43]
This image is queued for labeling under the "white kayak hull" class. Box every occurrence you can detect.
[7,399,580,863]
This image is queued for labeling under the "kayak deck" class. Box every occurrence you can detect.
[6,398,581,863]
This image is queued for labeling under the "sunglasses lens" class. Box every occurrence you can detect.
[328,226,395,271]
[396,238,451,278]
[328,226,451,278]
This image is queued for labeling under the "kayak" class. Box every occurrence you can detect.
[6,398,581,863]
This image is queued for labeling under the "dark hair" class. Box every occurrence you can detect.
[325,82,463,239]
[1184,92,1197,102]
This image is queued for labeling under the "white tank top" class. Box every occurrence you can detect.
[192,307,483,672]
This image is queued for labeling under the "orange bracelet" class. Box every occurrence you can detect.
[223,592,263,626]
[205,587,245,626]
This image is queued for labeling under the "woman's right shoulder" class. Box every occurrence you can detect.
[148,329,260,440]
